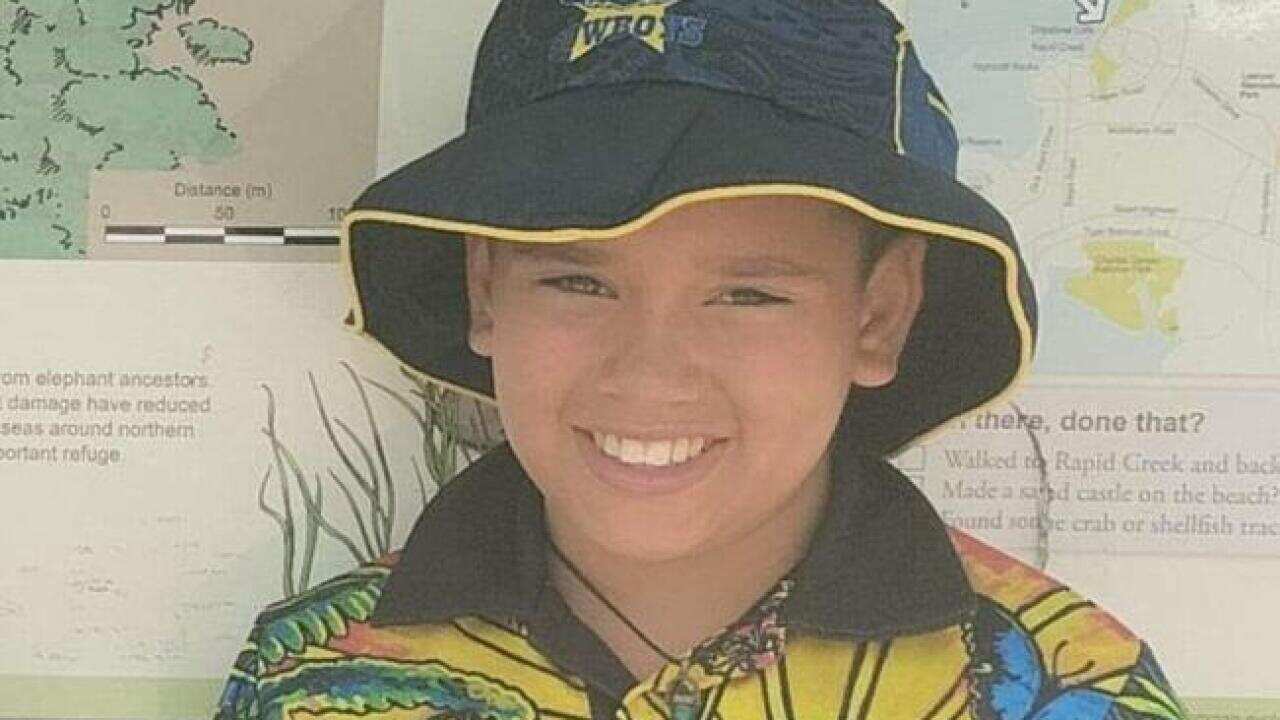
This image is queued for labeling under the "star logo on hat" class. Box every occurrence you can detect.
[564,0,684,61]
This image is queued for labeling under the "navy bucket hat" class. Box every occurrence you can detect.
[340,0,1038,456]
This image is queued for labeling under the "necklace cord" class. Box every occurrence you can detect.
[546,540,802,672]
[548,540,678,665]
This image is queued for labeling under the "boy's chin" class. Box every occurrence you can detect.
[580,524,721,565]
[560,507,732,563]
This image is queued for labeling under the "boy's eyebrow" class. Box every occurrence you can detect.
[503,243,822,278]
[503,242,609,266]
[716,255,823,279]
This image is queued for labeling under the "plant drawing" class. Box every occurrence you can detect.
[256,362,503,598]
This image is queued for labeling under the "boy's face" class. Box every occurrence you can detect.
[464,196,925,563]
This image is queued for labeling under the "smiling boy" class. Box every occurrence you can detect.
[215,2,1183,719]
[463,196,924,681]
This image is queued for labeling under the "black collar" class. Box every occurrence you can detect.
[371,434,976,639]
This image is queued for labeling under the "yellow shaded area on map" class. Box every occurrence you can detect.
[1067,240,1185,336]
[1090,0,1156,89]
[1112,0,1155,27]
[1092,51,1120,89]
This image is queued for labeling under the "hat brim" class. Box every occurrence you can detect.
[341,81,1037,456]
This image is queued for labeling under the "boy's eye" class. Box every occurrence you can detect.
[538,277,788,306]
[711,288,790,306]
[539,275,615,298]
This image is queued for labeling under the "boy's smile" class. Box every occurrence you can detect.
[464,195,925,564]
[573,426,730,496]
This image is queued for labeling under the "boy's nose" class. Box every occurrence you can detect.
[594,307,704,404]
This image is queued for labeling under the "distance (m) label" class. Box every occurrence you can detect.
[911,386,1280,556]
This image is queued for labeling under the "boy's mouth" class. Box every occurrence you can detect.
[572,427,729,496]
[589,431,712,466]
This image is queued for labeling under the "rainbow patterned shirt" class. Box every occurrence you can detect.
[214,443,1184,720]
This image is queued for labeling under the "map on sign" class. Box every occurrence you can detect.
[0,0,383,261]
[892,0,1280,378]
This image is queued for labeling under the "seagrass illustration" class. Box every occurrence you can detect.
[257,362,504,598]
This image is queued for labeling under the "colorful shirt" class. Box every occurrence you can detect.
[213,442,1184,720]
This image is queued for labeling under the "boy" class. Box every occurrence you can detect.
[216,1,1184,719]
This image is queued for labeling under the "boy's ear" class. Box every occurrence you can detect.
[850,232,927,388]
[463,235,496,358]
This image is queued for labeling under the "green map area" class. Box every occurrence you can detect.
[0,0,252,258]
[178,17,252,66]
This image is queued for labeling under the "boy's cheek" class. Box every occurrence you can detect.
[490,324,593,421]
[492,337,578,396]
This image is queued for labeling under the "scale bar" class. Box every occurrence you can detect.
[105,225,339,246]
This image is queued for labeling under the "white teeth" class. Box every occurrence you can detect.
[645,440,673,466]
[671,437,689,464]
[620,438,645,464]
[589,431,712,467]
